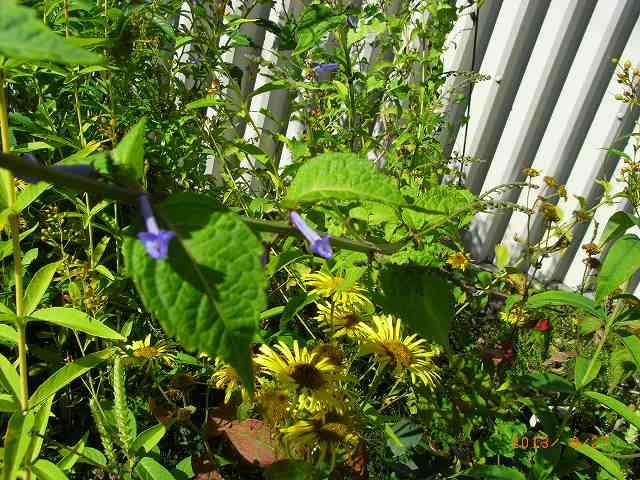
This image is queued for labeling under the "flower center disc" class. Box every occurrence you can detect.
[383,341,414,367]
[291,363,326,389]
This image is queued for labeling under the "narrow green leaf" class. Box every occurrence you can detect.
[25,395,54,462]
[0,223,39,261]
[15,182,51,214]
[495,243,510,269]
[379,267,453,348]
[23,261,61,315]
[569,441,625,480]
[28,307,124,340]
[123,193,266,391]
[185,97,222,110]
[57,431,88,471]
[462,465,526,480]
[112,118,146,182]
[585,391,640,430]
[29,348,116,408]
[31,459,69,480]
[0,1,102,64]
[575,355,602,390]
[3,411,35,480]
[0,393,18,412]
[134,457,176,480]
[599,211,637,246]
[282,152,404,208]
[76,447,106,467]
[622,335,640,370]
[0,324,18,345]
[524,372,574,393]
[596,234,640,303]
[130,422,169,455]
[527,290,603,319]
[0,353,21,403]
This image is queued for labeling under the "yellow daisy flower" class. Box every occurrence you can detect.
[312,343,345,367]
[304,271,371,307]
[357,315,440,387]
[314,302,370,337]
[447,251,470,271]
[500,305,528,326]
[280,411,357,463]
[256,384,291,426]
[127,334,176,367]
[210,359,250,404]
[254,340,341,412]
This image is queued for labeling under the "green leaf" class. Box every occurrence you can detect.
[523,372,574,393]
[265,460,317,480]
[0,393,18,412]
[461,465,527,480]
[23,261,61,316]
[622,335,640,370]
[131,423,169,455]
[379,267,453,348]
[112,117,147,182]
[76,447,106,467]
[29,348,116,408]
[385,419,423,457]
[0,222,39,261]
[596,234,640,303]
[0,324,18,345]
[185,97,223,110]
[134,457,176,480]
[25,396,54,462]
[575,355,602,390]
[0,353,21,403]
[123,193,266,392]
[3,410,35,480]
[282,152,404,208]
[28,307,124,340]
[57,432,87,471]
[495,243,510,269]
[295,4,346,55]
[15,182,51,214]
[585,391,640,429]
[31,459,69,480]
[527,290,603,319]
[0,1,102,64]
[599,211,637,246]
[569,441,625,480]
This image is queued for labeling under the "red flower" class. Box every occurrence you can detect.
[534,319,551,332]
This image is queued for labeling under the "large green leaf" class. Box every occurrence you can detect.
[0,324,18,346]
[130,422,169,455]
[0,1,102,65]
[264,460,317,480]
[23,261,61,316]
[295,4,346,55]
[134,457,176,480]
[385,418,423,457]
[31,459,69,480]
[585,391,640,430]
[461,465,526,480]
[29,348,116,408]
[523,372,574,394]
[282,153,404,208]
[3,410,35,480]
[599,211,638,246]
[379,267,453,348]
[112,118,146,182]
[622,335,640,370]
[575,355,601,390]
[25,396,54,462]
[569,441,625,480]
[596,234,640,303]
[28,307,124,340]
[123,193,266,391]
[57,432,87,471]
[527,290,603,319]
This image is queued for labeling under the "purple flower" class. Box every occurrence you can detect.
[137,194,175,260]
[314,63,339,76]
[347,15,358,29]
[289,211,333,259]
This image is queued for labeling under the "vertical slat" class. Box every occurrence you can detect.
[500,0,640,266]
[449,0,550,191]
[466,0,596,262]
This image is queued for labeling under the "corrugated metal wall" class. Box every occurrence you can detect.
[178,1,640,292]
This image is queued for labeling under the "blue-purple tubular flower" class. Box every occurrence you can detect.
[314,63,339,76]
[347,15,358,29]
[290,211,333,259]
[137,194,176,260]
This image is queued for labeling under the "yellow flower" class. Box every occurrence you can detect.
[210,359,249,404]
[500,305,528,326]
[254,340,341,412]
[127,334,176,367]
[257,384,291,426]
[314,302,370,337]
[357,315,440,387]
[312,343,345,367]
[304,271,371,307]
[280,411,357,463]
[447,251,470,271]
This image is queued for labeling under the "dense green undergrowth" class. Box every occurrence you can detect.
[0,0,639,479]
